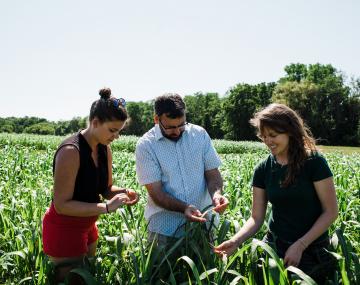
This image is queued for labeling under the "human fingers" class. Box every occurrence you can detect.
[110,194,130,209]
[200,207,214,218]
[124,199,138,206]
[213,197,220,207]
[214,250,226,257]
[124,190,139,205]
[283,255,294,267]
[213,197,229,213]
[188,214,207,223]
[185,206,206,222]
[186,210,206,222]
[284,253,298,267]
[213,242,228,252]
[107,195,127,212]
[115,193,130,201]
[213,240,233,251]
[214,242,236,256]
[284,243,303,267]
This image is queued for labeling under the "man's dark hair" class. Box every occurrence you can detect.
[154,93,186,118]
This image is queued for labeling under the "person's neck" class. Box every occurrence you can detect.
[81,128,98,152]
[275,154,288,165]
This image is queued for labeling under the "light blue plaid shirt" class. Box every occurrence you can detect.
[135,123,221,237]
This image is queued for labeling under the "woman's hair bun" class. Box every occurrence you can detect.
[99,88,111,99]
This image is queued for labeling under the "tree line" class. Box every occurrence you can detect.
[1,63,359,146]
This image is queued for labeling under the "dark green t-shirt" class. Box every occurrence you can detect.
[252,152,333,242]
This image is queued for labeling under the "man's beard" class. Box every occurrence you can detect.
[160,127,184,142]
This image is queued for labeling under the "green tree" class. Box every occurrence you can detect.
[0,123,14,133]
[282,63,308,82]
[222,83,275,140]
[67,117,85,133]
[0,118,14,133]
[272,80,322,136]
[11,117,47,133]
[24,122,55,135]
[55,121,70,136]
[184,92,224,139]
[275,63,360,145]
[123,101,154,136]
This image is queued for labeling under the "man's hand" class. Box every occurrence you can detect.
[212,192,229,213]
[184,205,207,223]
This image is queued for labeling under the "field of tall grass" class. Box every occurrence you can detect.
[0,134,359,284]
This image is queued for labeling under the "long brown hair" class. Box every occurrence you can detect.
[250,103,317,187]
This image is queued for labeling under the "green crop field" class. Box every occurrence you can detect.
[0,134,359,284]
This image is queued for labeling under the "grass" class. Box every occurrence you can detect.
[318,145,360,154]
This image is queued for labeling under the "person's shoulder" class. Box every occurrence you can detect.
[56,132,81,153]
[305,151,329,166]
[186,123,208,138]
[136,127,156,148]
[55,144,80,163]
[187,123,205,133]
[187,123,204,130]
[186,124,213,146]
[306,151,327,162]
[254,155,272,171]
[304,150,333,179]
[60,132,79,145]
[58,144,79,153]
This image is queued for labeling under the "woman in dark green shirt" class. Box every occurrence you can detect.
[214,103,338,283]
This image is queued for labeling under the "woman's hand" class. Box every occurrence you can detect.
[284,240,305,267]
[124,189,139,206]
[107,193,130,212]
[213,238,239,257]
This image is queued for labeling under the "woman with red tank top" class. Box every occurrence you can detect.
[42,88,139,283]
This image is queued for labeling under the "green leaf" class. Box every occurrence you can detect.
[177,256,202,285]
[217,220,231,244]
[351,252,360,284]
[230,275,248,285]
[286,266,317,285]
[199,268,218,280]
[5,250,26,259]
[19,277,32,284]
[68,268,98,285]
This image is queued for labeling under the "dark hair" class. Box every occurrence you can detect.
[89,88,128,123]
[154,93,185,118]
[250,103,317,187]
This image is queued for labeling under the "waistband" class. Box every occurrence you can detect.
[265,231,330,248]
[44,202,98,228]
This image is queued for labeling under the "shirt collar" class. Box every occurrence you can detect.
[155,124,164,141]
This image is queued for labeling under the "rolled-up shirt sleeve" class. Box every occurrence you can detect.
[135,141,161,185]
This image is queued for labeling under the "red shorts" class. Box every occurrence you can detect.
[42,203,99,257]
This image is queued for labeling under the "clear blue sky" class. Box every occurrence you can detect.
[1,0,359,121]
